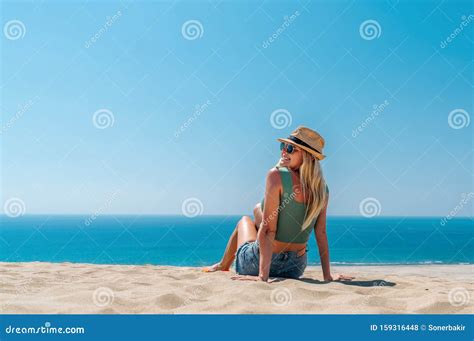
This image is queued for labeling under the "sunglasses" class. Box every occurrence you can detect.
[280,142,298,154]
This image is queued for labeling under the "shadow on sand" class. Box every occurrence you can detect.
[272,277,397,287]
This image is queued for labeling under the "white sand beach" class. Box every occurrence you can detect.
[0,262,472,314]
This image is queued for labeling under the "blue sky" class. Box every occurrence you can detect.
[1,0,472,217]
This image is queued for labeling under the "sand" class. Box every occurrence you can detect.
[0,262,472,314]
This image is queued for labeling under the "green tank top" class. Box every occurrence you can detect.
[261,167,328,244]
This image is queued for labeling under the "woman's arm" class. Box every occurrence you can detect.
[257,168,281,282]
[314,204,332,281]
[314,197,355,282]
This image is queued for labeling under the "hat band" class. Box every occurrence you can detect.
[287,135,321,154]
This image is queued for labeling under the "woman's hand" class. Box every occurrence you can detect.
[324,273,354,282]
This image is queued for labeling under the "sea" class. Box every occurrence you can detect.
[0,215,472,266]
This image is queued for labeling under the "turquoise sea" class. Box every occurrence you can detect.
[0,215,472,266]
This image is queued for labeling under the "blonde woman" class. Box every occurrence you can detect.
[204,126,354,282]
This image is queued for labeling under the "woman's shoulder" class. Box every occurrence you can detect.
[266,167,281,179]
[266,167,284,186]
[268,166,290,176]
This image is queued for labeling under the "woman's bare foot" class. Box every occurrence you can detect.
[202,262,229,272]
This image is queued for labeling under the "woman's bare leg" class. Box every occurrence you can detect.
[203,225,237,272]
[253,203,263,229]
[203,204,262,272]
[236,215,258,247]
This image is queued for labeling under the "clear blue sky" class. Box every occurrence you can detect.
[1,0,472,217]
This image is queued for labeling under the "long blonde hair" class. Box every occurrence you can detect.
[299,151,327,230]
[277,149,327,230]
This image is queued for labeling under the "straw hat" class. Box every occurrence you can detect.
[277,126,326,160]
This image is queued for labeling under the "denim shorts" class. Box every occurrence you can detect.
[235,240,307,279]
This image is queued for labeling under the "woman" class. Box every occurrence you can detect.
[204,126,353,282]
